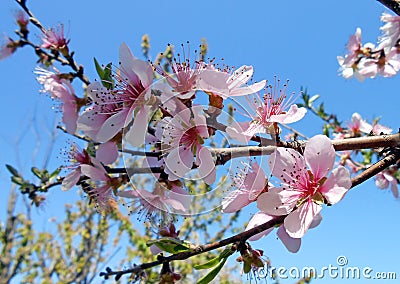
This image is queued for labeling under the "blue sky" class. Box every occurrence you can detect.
[0,0,399,283]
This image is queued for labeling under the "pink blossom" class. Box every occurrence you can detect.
[348,112,373,135]
[155,45,205,99]
[117,183,189,225]
[358,48,400,78]
[96,141,118,164]
[0,36,18,61]
[343,28,363,66]
[348,112,392,135]
[337,55,366,81]
[36,67,80,134]
[375,169,399,198]
[62,143,103,191]
[198,64,266,99]
[257,135,351,238]
[222,161,269,213]
[78,43,153,146]
[227,78,306,141]
[379,13,400,49]
[245,212,322,253]
[15,10,29,30]
[41,24,69,51]
[155,106,216,184]
[81,164,119,212]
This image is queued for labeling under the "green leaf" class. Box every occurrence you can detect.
[6,164,20,177]
[31,167,43,180]
[94,57,105,78]
[309,94,320,104]
[146,237,191,254]
[11,176,25,186]
[197,257,228,284]
[194,256,220,270]
[49,167,62,180]
[94,58,114,89]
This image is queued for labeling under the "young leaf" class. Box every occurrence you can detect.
[11,176,25,186]
[94,57,105,78]
[6,164,20,177]
[31,167,43,180]
[197,257,228,284]
[146,237,192,254]
[193,256,220,270]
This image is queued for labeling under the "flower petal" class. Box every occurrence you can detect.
[222,190,252,213]
[284,201,322,238]
[96,141,118,165]
[269,105,307,124]
[96,108,130,143]
[197,147,216,185]
[257,189,299,215]
[125,106,151,147]
[164,146,193,181]
[230,80,266,96]
[304,135,335,181]
[62,169,81,191]
[245,212,275,241]
[320,166,351,204]
[80,164,108,181]
[269,147,306,184]
[277,225,301,253]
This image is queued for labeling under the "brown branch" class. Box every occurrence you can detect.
[377,0,400,16]
[15,0,91,86]
[100,136,400,280]
[212,133,400,165]
[351,148,400,187]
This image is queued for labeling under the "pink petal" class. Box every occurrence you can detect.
[119,42,153,88]
[125,106,151,147]
[230,80,266,96]
[277,225,301,253]
[117,190,139,198]
[244,162,268,200]
[304,135,335,181]
[164,198,186,213]
[96,108,130,143]
[269,105,307,124]
[228,65,253,89]
[383,172,399,198]
[80,164,108,181]
[242,122,266,137]
[320,166,351,204]
[164,146,193,181]
[198,69,229,97]
[269,147,306,184]
[284,201,322,238]
[62,100,78,134]
[245,212,275,241]
[62,169,81,191]
[197,147,216,185]
[96,141,118,165]
[375,172,389,189]
[222,190,252,213]
[226,121,252,143]
[77,106,106,139]
[309,213,323,229]
[257,189,299,216]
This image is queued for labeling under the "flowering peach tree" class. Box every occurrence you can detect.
[1,0,400,283]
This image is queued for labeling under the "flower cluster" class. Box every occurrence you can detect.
[338,13,400,80]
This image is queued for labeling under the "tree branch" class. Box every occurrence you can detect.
[100,141,400,280]
[377,0,400,16]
